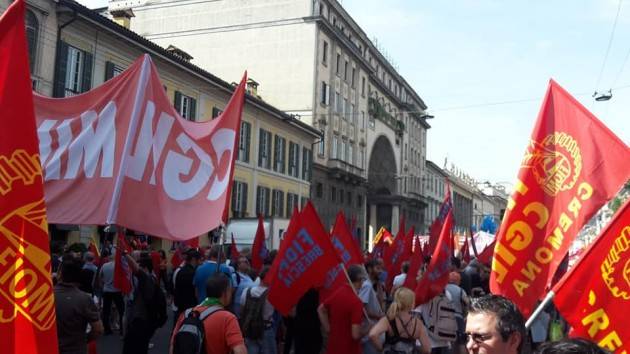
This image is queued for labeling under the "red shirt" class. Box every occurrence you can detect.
[171,306,244,354]
[323,284,364,354]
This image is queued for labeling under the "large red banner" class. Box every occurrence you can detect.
[415,204,454,305]
[33,55,246,240]
[490,80,630,316]
[321,211,364,301]
[553,199,630,352]
[266,202,339,315]
[0,0,59,352]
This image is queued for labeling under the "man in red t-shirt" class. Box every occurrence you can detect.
[318,264,367,354]
[171,273,247,354]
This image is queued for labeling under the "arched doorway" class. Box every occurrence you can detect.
[367,135,398,236]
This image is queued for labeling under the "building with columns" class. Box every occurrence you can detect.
[118,0,432,247]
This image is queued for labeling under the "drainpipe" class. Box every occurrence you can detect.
[52,7,77,95]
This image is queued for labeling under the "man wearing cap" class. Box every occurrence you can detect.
[173,249,202,322]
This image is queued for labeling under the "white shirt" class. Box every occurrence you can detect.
[393,273,407,288]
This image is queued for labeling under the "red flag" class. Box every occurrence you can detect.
[403,236,425,290]
[0,1,59,351]
[113,233,132,294]
[266,202,340,315]
[230,233,241,262]
[552,199,630,352]
[477,239,495,265]
[490,80,630,316]
[428,181,452,254]
[320,212,365,300]
[88,236,101,266]
[370,228,393,260]
[251,214,268,271]
[461,234,471,263]
[415,201,454,305]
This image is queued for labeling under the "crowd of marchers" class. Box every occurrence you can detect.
[52,238,612,354]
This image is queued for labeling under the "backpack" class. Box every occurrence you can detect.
[384,317,420,354]
[147,277,168,329]
[239,288,269,340]
[172,306,224,354]
[426,292,458,342]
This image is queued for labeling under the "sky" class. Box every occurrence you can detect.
[77,0,630,184]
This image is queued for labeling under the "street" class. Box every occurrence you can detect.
[96,311,175,354]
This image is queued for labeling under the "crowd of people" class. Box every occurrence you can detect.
[51,237,612,354]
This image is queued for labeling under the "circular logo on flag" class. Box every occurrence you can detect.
[601,226,630,300]
[521,132,582,196]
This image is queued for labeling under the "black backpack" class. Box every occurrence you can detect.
[147,277,168,329]
[239,288,269,340]
[172,306,224,354]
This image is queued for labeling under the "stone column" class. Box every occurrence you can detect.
[392,204,400,235]
[368,203,377,251]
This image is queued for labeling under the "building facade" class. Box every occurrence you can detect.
[120,0,431,247]
[3,0,319,250]
[423,160,448,233]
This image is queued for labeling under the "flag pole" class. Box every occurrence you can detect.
[524,290,555,329]
[339,263,371,321]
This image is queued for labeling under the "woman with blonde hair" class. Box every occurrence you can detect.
[368,287,431,354]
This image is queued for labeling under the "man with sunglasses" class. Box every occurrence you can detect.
[465,295,525,354]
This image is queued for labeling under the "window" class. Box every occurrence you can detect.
[321,81,329,105]
[351,68,356,88]
[331,186,337,202]
[212,107,223,119]
[54,42,93,98]
[288,142,300,178]
[256,186,271,217]
[336,53,341,75]
[286,193,299,217]
[318,135,325,156]
[335,92,342,113]
[351,104,356,125]
[300,196,308,209]
[361,111,365,129]
[25,11,38,73]
[302,147,312,181]
[339,189,345,204]
[357,194,363,207]
[359,148,364,169]
[258,129,272,169]
[231,181,248,218]
[174,91,197,121]
[322,41,328,65]
[343,98,349,119]
[237,121,251,163]
[272,189,284,217]
[404,143,407,161]
[331,135,338,159]
[347,191,352,206]
[361,77,366,96]
[344,60,349,80]
[104,61,124,81]
[273,135,286,173]
[348,144,353,165]
[340,139,346,161]
[316,183,323,198]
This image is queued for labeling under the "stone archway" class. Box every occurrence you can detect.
[367,135,398,234]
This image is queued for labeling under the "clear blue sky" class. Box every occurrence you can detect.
[341,0,630,184]
[79,0,630,184]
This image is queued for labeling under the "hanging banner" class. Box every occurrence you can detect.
[33,55,246,240]
[489,80,630,316]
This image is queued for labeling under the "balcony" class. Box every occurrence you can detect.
[327,158,365,184]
